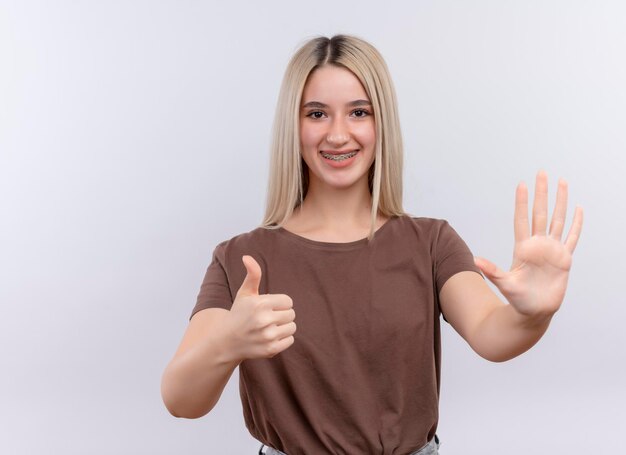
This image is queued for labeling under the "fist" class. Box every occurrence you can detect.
[227,255,297,362]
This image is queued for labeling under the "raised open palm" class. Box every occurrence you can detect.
[474,171,584,318]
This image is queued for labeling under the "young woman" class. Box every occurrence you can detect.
[161,35,583,455]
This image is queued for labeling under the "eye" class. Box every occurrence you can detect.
[306,111,325,119]
[352,109,370,118]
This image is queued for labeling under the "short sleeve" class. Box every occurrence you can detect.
[190,241,233,320]
[434,220,482,296]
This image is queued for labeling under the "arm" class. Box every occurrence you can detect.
[440,171,583,362]
[161,255,297,418]
[161,308,241,418]
[440,271,553,362]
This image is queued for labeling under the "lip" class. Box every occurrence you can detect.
[319,150,359,168]
[319,149,358,155]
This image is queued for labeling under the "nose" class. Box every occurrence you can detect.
[326,117,350,147]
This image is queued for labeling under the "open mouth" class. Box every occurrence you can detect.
[319,150,359,161]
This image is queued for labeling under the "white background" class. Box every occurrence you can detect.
[1,1,624,453]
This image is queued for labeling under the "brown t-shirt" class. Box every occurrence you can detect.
[191,215,481,454]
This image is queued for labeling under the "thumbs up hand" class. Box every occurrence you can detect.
[226,255,297,362]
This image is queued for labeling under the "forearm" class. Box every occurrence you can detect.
[161,323,241,419]
[471,303,554,363]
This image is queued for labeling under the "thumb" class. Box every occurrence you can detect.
[236,255,262,298]
[474,256,505,285]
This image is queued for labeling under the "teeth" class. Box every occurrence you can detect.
[321,151,358,161]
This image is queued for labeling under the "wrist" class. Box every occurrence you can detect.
[203,309,245,366]
[509,304,555,329]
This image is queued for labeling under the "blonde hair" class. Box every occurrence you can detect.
[261,34,406,240]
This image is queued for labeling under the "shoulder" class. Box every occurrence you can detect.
[401,214,449,228]
[394,214,456,238]
[388,215,471,257]
[210,224,279,260]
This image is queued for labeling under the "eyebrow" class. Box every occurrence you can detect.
[301,99,372,109]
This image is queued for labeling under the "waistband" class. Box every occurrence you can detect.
[258,434,440,455]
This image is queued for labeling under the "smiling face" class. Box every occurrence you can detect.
[299,65,376,193]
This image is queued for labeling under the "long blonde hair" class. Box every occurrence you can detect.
[261,34,405,240]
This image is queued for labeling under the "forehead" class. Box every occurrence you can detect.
[302,65,369,103]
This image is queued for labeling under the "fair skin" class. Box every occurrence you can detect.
[160,63,583,418]
[283,64,388,241]
[440,172,583,361]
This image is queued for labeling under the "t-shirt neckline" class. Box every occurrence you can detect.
[275,215,399,250]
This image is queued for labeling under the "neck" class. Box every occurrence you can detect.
[296,179,374,231]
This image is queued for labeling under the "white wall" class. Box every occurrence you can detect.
[1,1,624,453]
